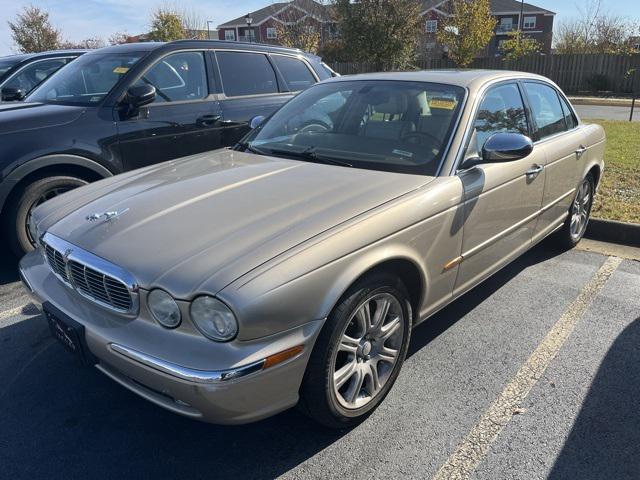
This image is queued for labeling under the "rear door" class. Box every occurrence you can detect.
[522,81,586,241]
[213,51,317,145]
[116,50,223,170]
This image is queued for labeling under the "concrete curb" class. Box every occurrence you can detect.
[585,218,640,247]
[569,97,634,107]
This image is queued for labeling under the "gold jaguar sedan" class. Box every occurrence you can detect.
[20,70,604,428]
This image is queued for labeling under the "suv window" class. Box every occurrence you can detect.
[134,52,207,103]
[271,55,316,91]
[216,51,278,97]
[473,83,529,151]
[4,58,68,93]
[558,94,578,130]
[523,82,567,140]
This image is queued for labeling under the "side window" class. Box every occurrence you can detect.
[4,58,67,93]
[473,83,529,151]
[271,55,316,91]
[523,82,567,140]
[133,51,207,103]
[216,51,278,97]
[558,94,578,130]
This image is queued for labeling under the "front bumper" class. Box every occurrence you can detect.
[19,249,323,424]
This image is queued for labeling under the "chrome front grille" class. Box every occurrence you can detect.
[41,232,138,315]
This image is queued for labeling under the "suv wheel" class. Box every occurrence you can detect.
[299,272,412,428]
[4,176,87,256]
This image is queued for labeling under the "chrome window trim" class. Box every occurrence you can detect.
[109,343,266,383]
[41,232,139,316]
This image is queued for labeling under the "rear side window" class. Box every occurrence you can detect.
[4,58,67,93]
[216,51,278,97]
[558,94,578,130]
[271,55,316,91]
[473,83,529,149]
[523,82,567,140]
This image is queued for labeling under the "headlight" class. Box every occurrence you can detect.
[190,296,238,342]
[148,289,181,328]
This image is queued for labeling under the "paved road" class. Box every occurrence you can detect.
[1,241,639,479]
[575,104,639,121]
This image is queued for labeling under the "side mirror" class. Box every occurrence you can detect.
[482,132,533,162]
[126,84,156,109]
[249,115,265,129]
[1,87,26,102]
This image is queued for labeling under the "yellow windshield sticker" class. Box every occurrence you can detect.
[429,98,457,110]
[113,67,129,74]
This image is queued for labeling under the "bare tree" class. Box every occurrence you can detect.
[180,7,208,39]
[109,31,131,45]
[8,5,61,53]
[555,0,639,54]
[60,37,106,49]
[275,6,321,53]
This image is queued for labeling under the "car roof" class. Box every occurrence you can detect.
[0,50,87,62]
[88,40,319,59]
[325,69,551,90]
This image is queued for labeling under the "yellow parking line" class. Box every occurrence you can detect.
[433,256,623,480]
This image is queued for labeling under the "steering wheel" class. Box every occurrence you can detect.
[299,121,331,133]
[401,131,440,146]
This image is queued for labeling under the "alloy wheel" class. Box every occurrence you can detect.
[331,292,405,410]
[569,177,593,242]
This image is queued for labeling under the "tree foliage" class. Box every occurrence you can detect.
[275,8,321,54]
[8,5,61,53]
[436,0,496,67]
[555,0,640,55]
[330,0,423,70]
[500,30,541,61]
[148,7,185,42]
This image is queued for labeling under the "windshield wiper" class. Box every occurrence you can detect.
[263,146,353,168]
[236,141,267,155]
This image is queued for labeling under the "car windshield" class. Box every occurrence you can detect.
[0,57,22,78]
[244,80,465,175]
[26,52,144,106]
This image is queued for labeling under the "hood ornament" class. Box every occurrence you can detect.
[86,208,129,223]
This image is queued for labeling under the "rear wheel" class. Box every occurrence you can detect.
[299,272,412,428]
[554,173,594,249]
[4,176,88,256]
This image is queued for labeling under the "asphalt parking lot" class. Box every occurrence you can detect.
[1,239,639,480]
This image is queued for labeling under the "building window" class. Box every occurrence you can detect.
[523,16,536,29]
[266,27,277,39]
[425,20,438,33]
[498,17,513,33]
[224,30,235,41]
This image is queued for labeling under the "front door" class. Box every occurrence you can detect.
[116,50,223,171]
[454,82,546,296]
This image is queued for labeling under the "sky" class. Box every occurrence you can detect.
[0,0,639,55]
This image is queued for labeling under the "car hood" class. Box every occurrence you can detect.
[0,102,85,136]
[43,149,431,297]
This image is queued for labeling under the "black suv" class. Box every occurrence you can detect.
[0,50,86,101]
[0,40,332,255]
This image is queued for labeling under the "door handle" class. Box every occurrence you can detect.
[575,145,587,157]
[526,164,544,177]
[196,114,221,126]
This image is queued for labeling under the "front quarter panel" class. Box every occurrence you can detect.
[218,177,465,341]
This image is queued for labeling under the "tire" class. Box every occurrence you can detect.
[299,272,412,428]
[553,173,595,250]
[3,176,88,257]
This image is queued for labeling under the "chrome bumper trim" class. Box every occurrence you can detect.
[109,343,265,384]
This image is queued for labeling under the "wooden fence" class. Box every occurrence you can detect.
[329,54,640,95]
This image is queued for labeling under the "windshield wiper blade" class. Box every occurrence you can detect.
[236,141,266,155]
[264,146,353,168]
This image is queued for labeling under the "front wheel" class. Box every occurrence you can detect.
[299,272,412,428]
[4,176,88,256]
[554,173,594,249]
